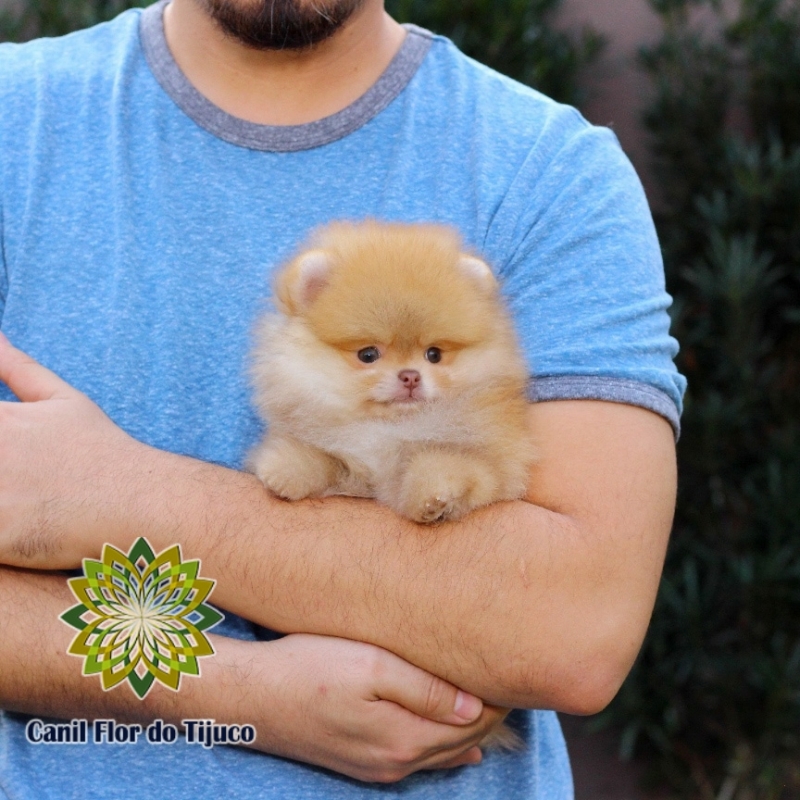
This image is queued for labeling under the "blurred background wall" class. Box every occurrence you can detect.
[556,0,661,195]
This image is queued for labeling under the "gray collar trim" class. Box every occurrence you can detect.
[139,0,433,152]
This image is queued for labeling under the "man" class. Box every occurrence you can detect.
[0,0,684,797]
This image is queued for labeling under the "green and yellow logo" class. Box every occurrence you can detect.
[60,538,224,699]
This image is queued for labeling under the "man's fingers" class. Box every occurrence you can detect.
[374,655,483,725]
[0,331,75,402]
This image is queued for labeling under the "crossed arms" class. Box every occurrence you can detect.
[0,333,676,777]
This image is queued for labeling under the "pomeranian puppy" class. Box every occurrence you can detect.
[249,221,532,750]
[248,220,535,525]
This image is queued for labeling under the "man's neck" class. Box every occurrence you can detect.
[163,0,406,126]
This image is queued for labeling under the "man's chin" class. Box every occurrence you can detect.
[199,0,365,50]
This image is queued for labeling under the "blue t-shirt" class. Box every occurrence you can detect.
[0,2,685,798]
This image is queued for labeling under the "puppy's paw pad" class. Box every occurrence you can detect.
[411,496,456,524]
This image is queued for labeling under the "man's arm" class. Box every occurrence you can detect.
[140,401,675,712]
[0,567,507,782]
[0,335,676,712]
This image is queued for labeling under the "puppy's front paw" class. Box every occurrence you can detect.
[419,495,455,524]
[391,450,499,524]
[403,486,463,524]
[247,438,340,501]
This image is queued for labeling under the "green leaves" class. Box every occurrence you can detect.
[605,2,800,796]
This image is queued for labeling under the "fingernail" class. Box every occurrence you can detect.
[454,690,483,721]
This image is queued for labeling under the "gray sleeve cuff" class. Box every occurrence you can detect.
[527,376,681,439]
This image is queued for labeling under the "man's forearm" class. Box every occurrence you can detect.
[121,462,576,708]
[94,401,676,711]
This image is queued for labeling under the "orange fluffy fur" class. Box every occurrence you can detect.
[248,220,535,525]
[249,221,533,749]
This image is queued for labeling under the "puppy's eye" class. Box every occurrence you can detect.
[425,347,442,364]
[357,347,381,364]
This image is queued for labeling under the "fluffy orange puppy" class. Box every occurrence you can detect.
[249,220,535,525]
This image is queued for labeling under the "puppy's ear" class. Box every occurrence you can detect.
[275,249,332,315]
[457,255,497,292]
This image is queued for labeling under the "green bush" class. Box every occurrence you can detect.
[605,1,800,797]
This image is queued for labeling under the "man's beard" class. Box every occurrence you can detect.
[200,0,366,50]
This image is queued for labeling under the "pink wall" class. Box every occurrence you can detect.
[555,0,663,199]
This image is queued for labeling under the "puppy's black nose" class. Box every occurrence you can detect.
[398,370,421,388]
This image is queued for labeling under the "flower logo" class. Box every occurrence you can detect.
[60,538,224,699]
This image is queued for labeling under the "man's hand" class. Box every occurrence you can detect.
[220,634,506,783]
[0,568,503,783]
[0,331,146,568]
